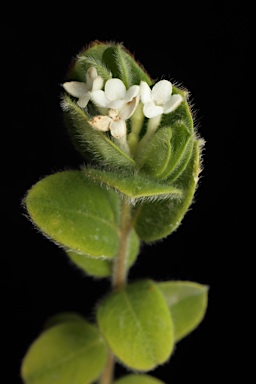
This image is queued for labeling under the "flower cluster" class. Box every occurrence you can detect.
[63,67,183,140]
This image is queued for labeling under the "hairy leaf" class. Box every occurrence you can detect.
[97,279,174,371]
[158,281,209,341]
[21,319,107,384]
[24,170,121,258]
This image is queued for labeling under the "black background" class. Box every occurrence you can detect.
[1,3,251,383]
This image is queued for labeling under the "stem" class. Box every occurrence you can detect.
[98,199,133,383]
[112,199,132,290]
[99,352,115,384]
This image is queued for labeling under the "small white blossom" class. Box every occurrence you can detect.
[140,80,183,118]
[89,79,140,139]
[62,67,103,108]
[91,78,140,110]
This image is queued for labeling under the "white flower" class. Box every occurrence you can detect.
[91,78,140,110]
[62,67,103,108]
[140,80,183,118]
[89,78,140,139]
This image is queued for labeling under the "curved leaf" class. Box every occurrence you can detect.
[114,374,165,384]
[102,44,152,88]
[161,122,193,182]
[83,166,182,202]
[161,87,193,133]
[135,126,172,179]
[62,95,136,168]
[158,281,209,342]
[43,312,85,330]
[21,319,108,384]
[97,279,174,371]
[67,41,113,82]
[24,170,121,258]
[135,139,202,242]
[66,228,140,277]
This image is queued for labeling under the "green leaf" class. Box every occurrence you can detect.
[114,374,165,384]
[21,319,108,384]
[102,44,152,88]
[66,228,140,278]
[67,41,113,82]
[135,139,202,242]
[162,87,193,133]
[83,166,182,202]
[24,170,121,258]
[135,126,173,179]
[161,121,193,182]
[61,95,136,169]
[96,279,174,371]
[67,41,152,87]
[158,281,209,342]
[43,312,85,330]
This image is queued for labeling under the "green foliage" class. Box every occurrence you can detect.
[66,228,139,278]
[96,279,174,371]
[158,281,209,342]
[21,40,207,384]
[114,374,165,384]
[83,166,182,202]
[24,170,121,258]
[21,317,108,384]
[134,140,201,242]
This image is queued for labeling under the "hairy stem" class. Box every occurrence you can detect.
[112,199,133,290]
[99,352,115,384]
[99,199,133,384]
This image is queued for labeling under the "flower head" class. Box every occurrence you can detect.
[63,67,103,108]
[89,79,140,139]
[140,80,183,118]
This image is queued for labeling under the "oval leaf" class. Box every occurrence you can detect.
[158,281,209,342]
[21,319,108,384]
[96,279,174,371]
[24,170,121,258]
[114,374,165,384]
[83,166,182,202]
[66,228,140,278]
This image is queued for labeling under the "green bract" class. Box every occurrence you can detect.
[21,40,207,384]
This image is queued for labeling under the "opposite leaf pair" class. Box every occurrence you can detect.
[21,280,208,384]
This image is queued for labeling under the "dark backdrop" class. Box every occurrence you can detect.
[1,3,250,383]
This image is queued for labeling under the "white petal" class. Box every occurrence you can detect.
[90,90,110,108]
[140,81,152,104]
[91,76,104,91]
[143,101,163,118]
[108,99,126,110]
[105,78,126,101]
[89,115,111,131]
[119,96,139,120]
[110,119,127,139]
[125,85,140,102]
[63,81,88,97]
[163,94,183,114]
[151,80,172,105]
[77,94,90,108]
